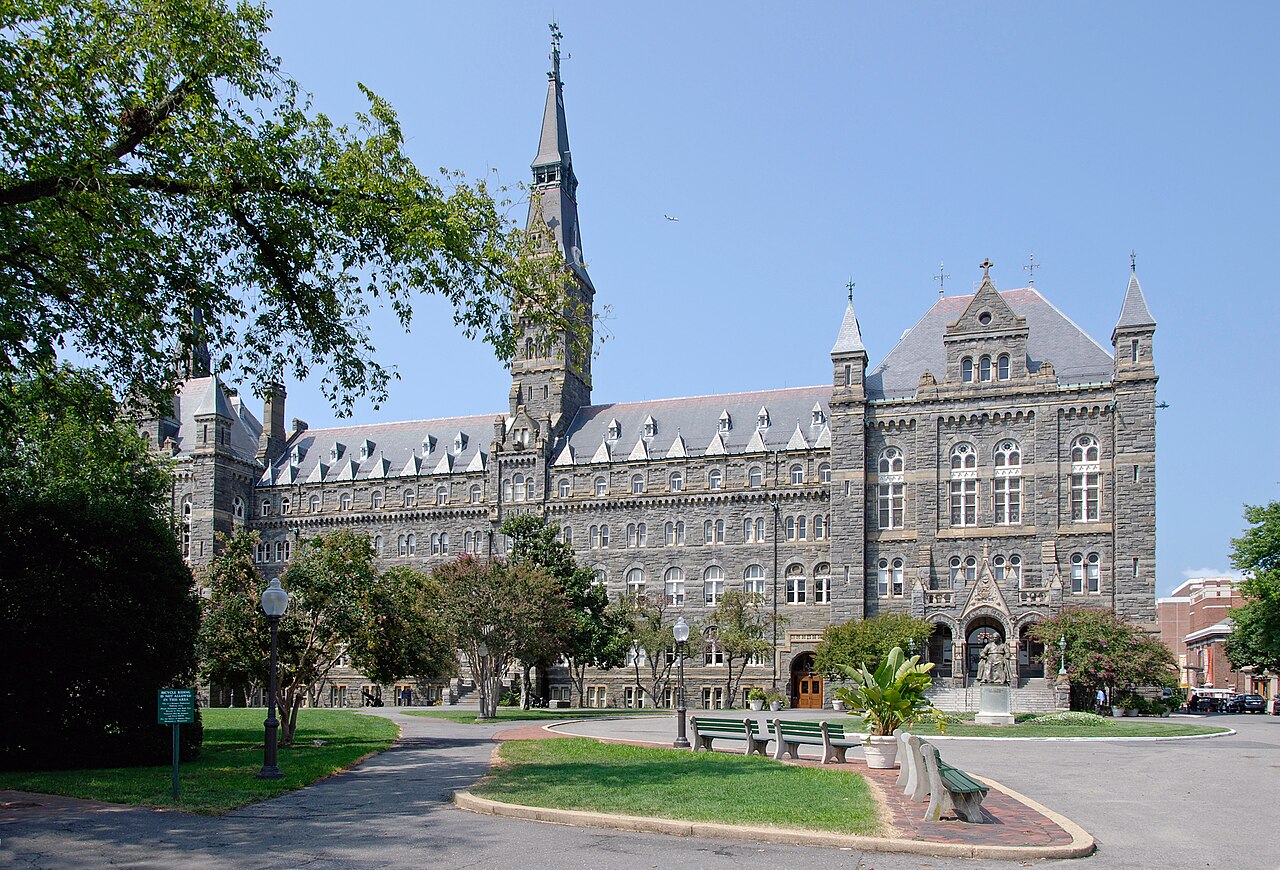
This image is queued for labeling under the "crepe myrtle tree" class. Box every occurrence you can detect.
[1031,608,1176,710]
[0,0,585,417]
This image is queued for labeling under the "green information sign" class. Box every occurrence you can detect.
[158,688,195,725]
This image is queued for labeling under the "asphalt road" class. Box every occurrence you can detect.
[2,709,1276,870]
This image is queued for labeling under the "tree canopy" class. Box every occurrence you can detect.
[1030,608,1176,709]
[1225,501,1280,674]
[0,0,579,415]
[814,612,935,679]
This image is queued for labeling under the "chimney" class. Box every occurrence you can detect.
[257,382,287,463]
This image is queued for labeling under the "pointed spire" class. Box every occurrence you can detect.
[1113,265,1156,337]
[831,295,866,355]
[527,23,587,272]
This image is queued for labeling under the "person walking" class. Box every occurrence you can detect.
[1096,687,1107,715]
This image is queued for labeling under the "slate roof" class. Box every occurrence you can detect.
[556,386,832,465]
[259,414,495,487]
[171,376,262,463]
[831,300,866,354]
[1113,271,1156,334]
[866,288,1114,400]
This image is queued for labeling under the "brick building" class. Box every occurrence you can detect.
[141,36,1160,710]
[1159,577,1271,696]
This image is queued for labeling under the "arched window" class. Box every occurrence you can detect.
[748,466,763,488]
[670,471,683,492]
[599,524,609,547]
[948,556,962,588]
[631,474,645,494]
[997,353,1011,380]
[704,566,724,605]
[744,564,765,595]
[589,525,600,548]
[979,355,992,381]
[708,469,722,490]
[714,519,724,543]
[340,493,351,511]
[964,555,977,583]
[993,554,1007,580]
[819,463,831,483]
[878,446,905,530]
[665,521,676,545]
[470,484,482,503]
[309,494,320,512]
[280,497,291,515]
[524,478,535,500]
[785,564,806,604]
[664,567,685,606]
[592,568,607,587]
[813,514,825,539]
[994,439,1022,525]
[261,498,271,517]
[1070,435,1101,522]
[1008,553,1022,585]
[430,533,440,554]
[626,568,646,597]
[594,477,606,497]
[275,540,285,562]
[371,490,384,509]
[374,534,383,556]
[232,496,244,522]
[406,533,416,556]
[785,516,796,541]
[557,478,570,498]
[403,489,416,508]
[790,464,804,485]
[464,531,473,552]
[440,533,450,554]
[180,497,192,558]
[398,534,407,556]
[878,559,890,597]
[814,563,831,603]
[892,558,904,596]
[962,357,974,382]
[512,474,525,502]
[949,443,978,527]
[797,515,807,540]
[1071,552,1101,594]
[675,520,685,545]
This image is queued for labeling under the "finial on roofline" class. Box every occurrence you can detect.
[980,258,994,279]
[934,261,950,297]
[1130,249,1137,272]
[846,279,854,304]
[548,21,567,82]
[1024,252,1040,287]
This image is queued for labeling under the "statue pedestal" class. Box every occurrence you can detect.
[975,685,1015,725]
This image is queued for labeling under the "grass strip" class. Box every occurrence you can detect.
[904,715,1229,738]
[473,737,882,836]
[403,708,667,724]
[0,709,398,814]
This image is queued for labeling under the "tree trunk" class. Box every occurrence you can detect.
[519,663,532,709]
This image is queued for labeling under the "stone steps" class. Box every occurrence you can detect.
[927,680,1060,713]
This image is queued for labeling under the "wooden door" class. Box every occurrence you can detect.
[795,673,823,709]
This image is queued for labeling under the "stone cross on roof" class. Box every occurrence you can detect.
[980,258,994,279]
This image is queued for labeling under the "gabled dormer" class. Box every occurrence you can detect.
[942,260,1030,385]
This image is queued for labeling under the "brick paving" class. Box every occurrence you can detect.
[491,723,1076,849]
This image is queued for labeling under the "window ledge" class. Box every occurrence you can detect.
[868,529,918,542]
[1058,522,1112,535]
[935,525,1038,539]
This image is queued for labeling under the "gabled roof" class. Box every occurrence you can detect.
[1113,270,1156,338]
[556,386,832,465]
[169,376,263,463]
[866,288,1114,400]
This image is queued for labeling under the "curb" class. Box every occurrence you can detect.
[452,789,1096,861]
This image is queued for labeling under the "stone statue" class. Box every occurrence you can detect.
[978,640,1010,685]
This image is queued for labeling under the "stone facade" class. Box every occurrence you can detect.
[142,45,1159,711]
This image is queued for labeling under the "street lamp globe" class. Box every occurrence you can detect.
[672,616,690,644]
[261,578,290,617]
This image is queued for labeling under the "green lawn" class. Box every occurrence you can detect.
[473,738,883,835]
[404,708,668,725]
[831,712,1227,738]
[0,709,398,814]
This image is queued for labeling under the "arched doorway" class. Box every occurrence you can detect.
[790,653,822,709]
[928,623,954,678]
[965,618,1005,680]
[1019,623,1045,680]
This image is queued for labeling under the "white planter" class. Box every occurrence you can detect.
[769,701,783,712]
[863,735,898,769]
[831,700,846,712]
[749,699,764,711]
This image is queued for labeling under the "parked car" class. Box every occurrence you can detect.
[1222,695,1244,713]
[1271,696,1280,716]
[1239,695,1266,713]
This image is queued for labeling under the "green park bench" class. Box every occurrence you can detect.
[772,719,861,764]
[687,715,770,756]
[919,741,989,823]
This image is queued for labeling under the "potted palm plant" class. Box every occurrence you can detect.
[833,645,942,769]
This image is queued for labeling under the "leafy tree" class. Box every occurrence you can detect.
[500,513,627,706]
[1225,501,1280,674]
[197,529,270,706]
[345,566,456,688]
[434,555,573,719]
[0,0,580,415]
[620,594,687,708]
[814,612,935,679]
[1031,608,1176,710]
[0,368,201,770]
[706,591,774,706]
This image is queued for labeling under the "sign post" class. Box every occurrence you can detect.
[157,688,195,802]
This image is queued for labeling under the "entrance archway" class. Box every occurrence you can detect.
[965,619,1005,680]
[790,652,822,709]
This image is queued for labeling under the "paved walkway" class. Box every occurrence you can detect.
[1,709,1276,869]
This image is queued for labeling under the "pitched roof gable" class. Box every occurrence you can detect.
[1113,271,1156,337]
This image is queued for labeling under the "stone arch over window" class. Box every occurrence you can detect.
[708,469,723,490]
[1071,434,1099,463]
[743,564,766,594]
[789,464,804,485]
[558,478,570,498]
[309,494,321,512]
[371,489,384,509]
[748,466,763,487]
[626,567,646,597]
[961,356,974,382]
[704,565,725,605]
[470,484,482,503]
[669,471,683,492]
[997,353,1011,380]
[512,474,526,502]
[340,492,352,511]
[950,442,977,470]
[979,355,992,382]
[785,562,807,604]
[631,473,645,494]
[879,447,904,474]
[594,476,606,497]
[813,563,831,603]
[818,462,831,483]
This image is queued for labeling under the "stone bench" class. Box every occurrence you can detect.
[919,741,989,823]
[687,715,770,756]
[772,719,861,764]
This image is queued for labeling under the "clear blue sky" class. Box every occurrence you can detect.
[256,2,1279,597]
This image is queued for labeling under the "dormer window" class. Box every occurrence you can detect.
[453,432,467,453]
[812,405,826,426]
[606,419,621,441]
[290,444,306,464]
[756,407,770,430]
[718,411,732,433]
[422,435,436,454]
[329,442,344,462]
[643,416,657,438]
[359,439,375,461]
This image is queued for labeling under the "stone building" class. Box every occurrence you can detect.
[143,39,1159,710]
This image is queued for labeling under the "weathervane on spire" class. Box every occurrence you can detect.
[934,261,950,297]
[847,279,855,303]
[548,22,567,81]
[1130,249,1137,272]
[1024,252,1040,287]
[980,258,994,279]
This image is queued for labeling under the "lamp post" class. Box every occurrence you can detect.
[672,616,690,749]
[770,499,780,688]
[258,578,290,780]
[1058,634,1067,676]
